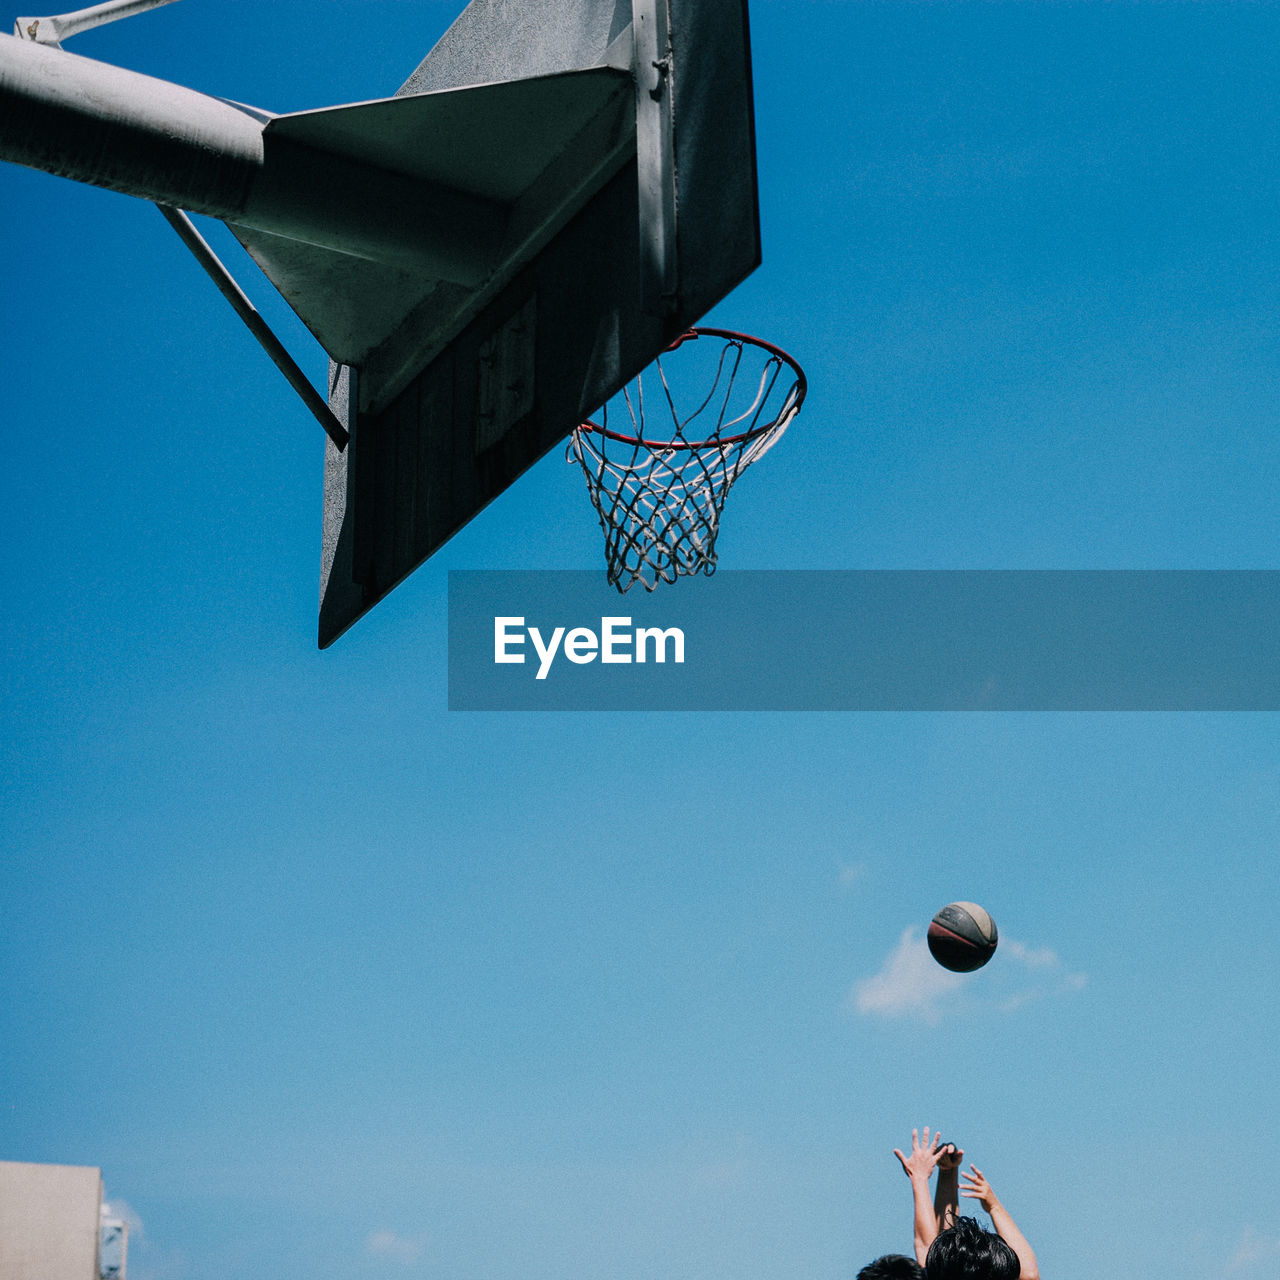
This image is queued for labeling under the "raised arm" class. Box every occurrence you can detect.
[934,1141,963,1232]
[960,1165,1041,1280]
[893,1126,944,1265]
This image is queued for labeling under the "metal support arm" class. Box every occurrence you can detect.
[15,0,181,47]
[158,207,349,451]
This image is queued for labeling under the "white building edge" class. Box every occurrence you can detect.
[0,1160,128,1280]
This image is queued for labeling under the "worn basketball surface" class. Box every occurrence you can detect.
[927,901,998,972]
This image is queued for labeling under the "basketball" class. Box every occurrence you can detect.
[927,901,999,972]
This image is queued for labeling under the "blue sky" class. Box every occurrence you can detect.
[3,2,1280,1279]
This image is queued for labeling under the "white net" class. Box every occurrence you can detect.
[567,329,806,592]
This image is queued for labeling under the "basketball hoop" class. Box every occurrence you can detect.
[568,328,807,592]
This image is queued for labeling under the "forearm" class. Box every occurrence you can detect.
[911,1175,938,1265]
[934,1167,959,1232]
[989,1201,1040,1280]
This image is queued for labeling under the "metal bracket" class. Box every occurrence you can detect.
[15,0,181,48]
[649,54,671,102]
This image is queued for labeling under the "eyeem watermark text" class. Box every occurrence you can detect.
[451,571,1280,710]
[494,616,686,679]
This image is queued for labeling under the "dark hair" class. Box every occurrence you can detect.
[924,1216,1020,1280]
[857,1256,926,1280]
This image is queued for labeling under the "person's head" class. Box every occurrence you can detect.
[924,1217,1019,1280]
[857,1256,925,1280]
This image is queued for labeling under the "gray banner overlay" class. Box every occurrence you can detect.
[448,571,1280,710]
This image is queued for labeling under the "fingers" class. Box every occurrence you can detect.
[910,1127,942,1154]
[959,1163,994,1209]
[898,1128,947,1174]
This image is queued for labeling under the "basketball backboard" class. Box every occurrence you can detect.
[0,0,760,646]
[292,0,761,646]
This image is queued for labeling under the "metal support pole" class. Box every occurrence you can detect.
[0,33,503,283]
[633,0,677,317]
[158,206,349,450]
[15,0,181,47]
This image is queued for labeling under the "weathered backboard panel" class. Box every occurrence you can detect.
[318,0,759,646]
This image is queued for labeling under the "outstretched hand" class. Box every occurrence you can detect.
[893,1127,944,1182]
[960,1164,1000,1212]
[961,1165,1039,1280]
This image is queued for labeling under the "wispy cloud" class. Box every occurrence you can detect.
[1226,1226,1280,1275]
[1002,939,1060,968]
[849,926,1086,1023]
[101,1197,190,1280]
[849,926,965,1023]
[366,1230,428,1264]
[101,1197,145,1237]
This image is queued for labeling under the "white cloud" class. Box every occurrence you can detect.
[102,1198,186,1280]
[101,1197,144,1236]
[850,926,965,1023]
[366,1230,428,1264]
[1003,939,1060,968]
[1226,1226,1280,1274]
[999,937,1088,1003]
[849,928,1086,1023]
